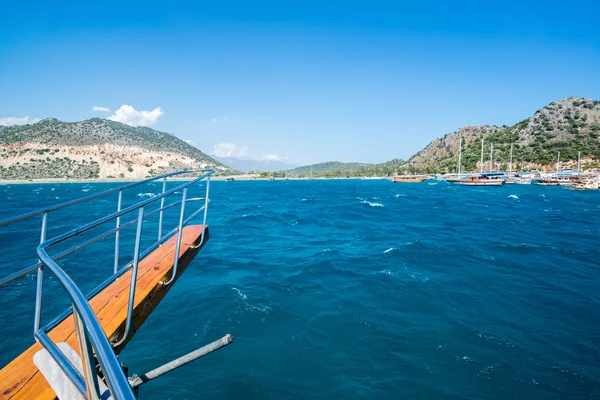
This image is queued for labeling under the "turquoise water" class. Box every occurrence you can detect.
[1,180,599,399]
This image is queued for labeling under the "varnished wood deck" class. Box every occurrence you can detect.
[0,224,209,400]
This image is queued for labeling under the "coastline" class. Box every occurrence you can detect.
[0,174,385,185]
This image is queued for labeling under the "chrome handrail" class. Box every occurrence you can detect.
[27,197,208,337]
[0,197,207,288]
[0,168,210,288]
[0,169,213,399]
[0,169,205,227]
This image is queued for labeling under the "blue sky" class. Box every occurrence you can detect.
[1,0,599,165]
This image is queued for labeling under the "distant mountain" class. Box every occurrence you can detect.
[287,161,372,176]
[215,157,298,173]
[0,118,237,180]
[286,158,406,177]
[408,97,600,173]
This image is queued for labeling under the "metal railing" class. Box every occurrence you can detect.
[0,169,213,399]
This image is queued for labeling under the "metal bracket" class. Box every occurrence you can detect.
[128,334,233,388]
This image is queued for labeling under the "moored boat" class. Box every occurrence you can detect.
[512,171,533,185]
[392,175,427,183]
[537,168,584,186]
[458,172,505,186]
[444,173,470,183]
[458,178,505,186]
[534,176,576,186]
[535,153,579,186]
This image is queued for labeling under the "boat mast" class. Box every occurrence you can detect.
[556,151,560,174]
[457,135,462,175]
[578,151,581,171]
[509,143,513,177]
[480,138,484,174]
[489,143,493,172]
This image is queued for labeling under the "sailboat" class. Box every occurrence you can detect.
[571,153,599,189]
[534,152,577,186]
[445,135,466,183]
[505,144,517,184]
[458,139,504,186]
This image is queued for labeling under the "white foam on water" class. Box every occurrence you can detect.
[383,247,396,254]
[247,304,271,314]
[508,194,519,200]
[232,287,247,300]
[137,192,156,198]
[380,269,394,276]
[361,200,384,207]
[82,189,90,192]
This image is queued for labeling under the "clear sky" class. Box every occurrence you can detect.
[1,0,599,165]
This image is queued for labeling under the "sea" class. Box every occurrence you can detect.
[0,179,599,399]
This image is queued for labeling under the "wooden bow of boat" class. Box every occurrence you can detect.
[0,225,209,400]
[0,170,229,400]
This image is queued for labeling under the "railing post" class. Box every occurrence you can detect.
[158,177,167,240]
[201,175,211,245]
[113,206,144,347]
[73,307,103,400]
[164,187,187,285]
[114,190,123,274]
[34,212,48,335]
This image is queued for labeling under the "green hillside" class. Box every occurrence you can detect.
[285,158,406,177]
[408,97,600,173]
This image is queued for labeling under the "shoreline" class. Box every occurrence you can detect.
[0,175,387,185]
